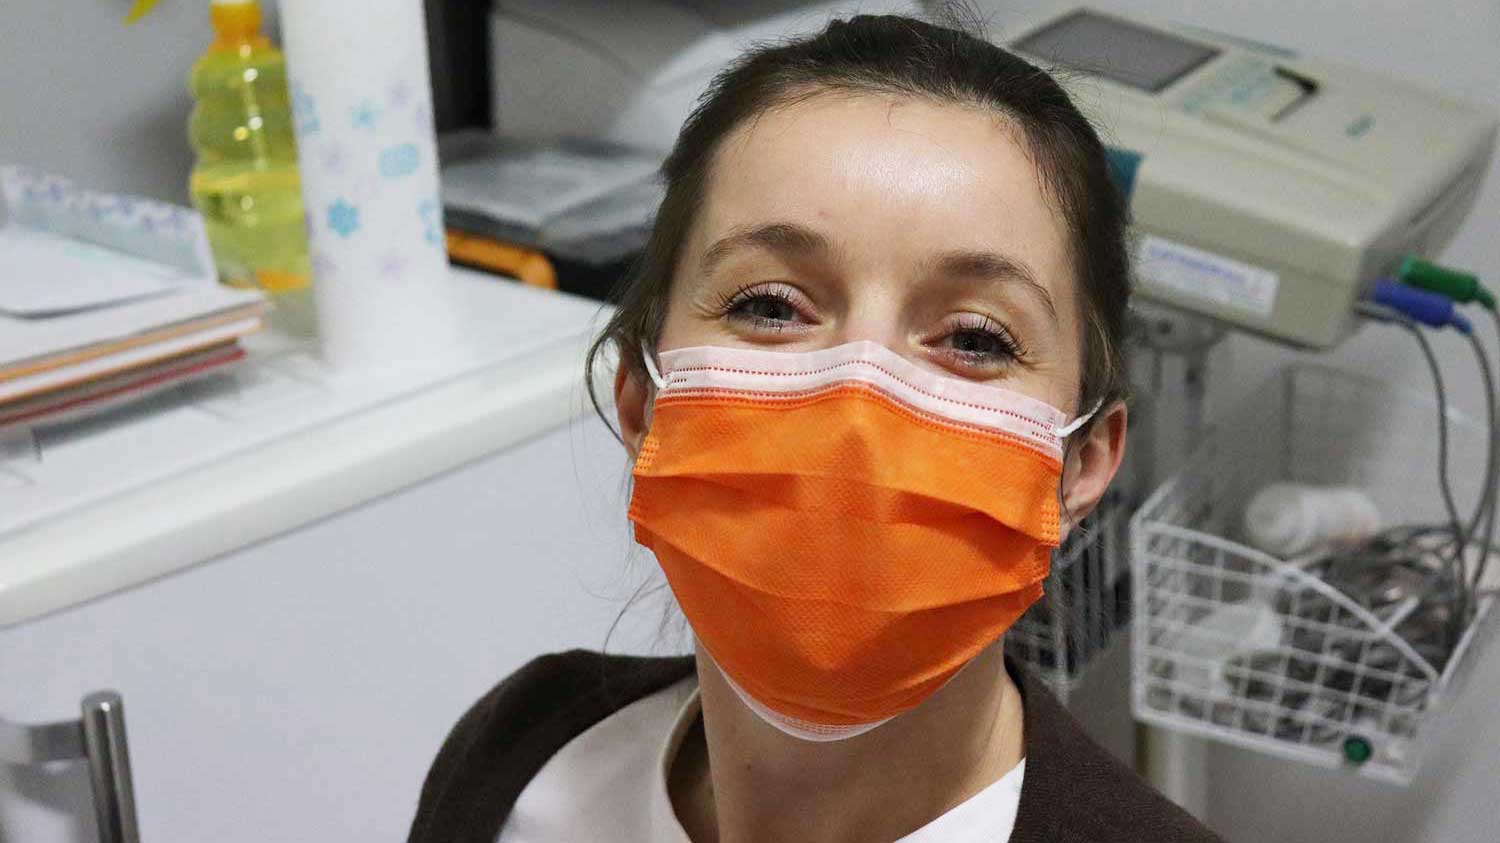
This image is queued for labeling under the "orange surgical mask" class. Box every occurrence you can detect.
[629,341,1093,741]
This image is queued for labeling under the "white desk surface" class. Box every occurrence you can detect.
[0,269,609,628]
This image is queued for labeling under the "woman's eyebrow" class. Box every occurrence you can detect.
[700,222,832,274]
[928,250,1058,324]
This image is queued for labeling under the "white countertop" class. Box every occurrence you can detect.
[0,268,609,627]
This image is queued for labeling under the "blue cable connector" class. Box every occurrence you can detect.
[1367,279,1473,334]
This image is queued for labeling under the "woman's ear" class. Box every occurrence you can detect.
[1060,399,1128,532]
[615,360,652,460]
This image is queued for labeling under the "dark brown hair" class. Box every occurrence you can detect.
[585,12,1131,435]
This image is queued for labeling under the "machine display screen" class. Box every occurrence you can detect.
[1013,11,1220,94]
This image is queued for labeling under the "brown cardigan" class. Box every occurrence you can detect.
[408,650,1222,842]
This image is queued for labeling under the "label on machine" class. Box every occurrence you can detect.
[1137,234,1280,318]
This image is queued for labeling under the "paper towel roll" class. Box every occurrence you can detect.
[279,0,458,370]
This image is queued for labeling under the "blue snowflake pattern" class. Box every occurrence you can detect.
[417,200,441,245]
[377,143,419,179]
[327,199,360,238]
[291,82,320,136]
[351,100,380,131]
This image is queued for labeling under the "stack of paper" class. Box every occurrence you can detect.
[0,167,267,430]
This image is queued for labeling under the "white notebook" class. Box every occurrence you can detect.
[0,285,266,376]
[0,164,268,400]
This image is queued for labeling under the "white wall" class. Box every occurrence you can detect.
[973,2,1500,841]
[0,0,280,204]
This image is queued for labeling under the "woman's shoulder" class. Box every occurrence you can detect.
[406,649,696,843]
[1010,661,1224,843]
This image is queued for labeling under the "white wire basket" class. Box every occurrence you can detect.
[1131,364,1497,783]
[1008,490,1132,702]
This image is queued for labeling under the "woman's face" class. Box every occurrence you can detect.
[659,93,1084,412]
[616,92,1125,525]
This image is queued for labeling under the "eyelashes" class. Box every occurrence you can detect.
[941,313,1027,365]
[713,281,1029,369]
[716,283,812,332]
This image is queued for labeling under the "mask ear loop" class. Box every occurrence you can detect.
[1055,399,1104,535]
[1054,400,1103,439]
[640,341,667,390]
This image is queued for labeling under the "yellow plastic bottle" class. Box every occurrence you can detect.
[188,0,311,320]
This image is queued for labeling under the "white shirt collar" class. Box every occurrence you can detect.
[649,685,1024,842]
[649,686,703,841]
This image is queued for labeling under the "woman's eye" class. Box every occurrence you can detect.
[720,284,812,331]
[950,328,1006,356]
[935,316,1026,368]
[733,294,800,324]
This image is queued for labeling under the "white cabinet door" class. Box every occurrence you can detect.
[0,416,680,841]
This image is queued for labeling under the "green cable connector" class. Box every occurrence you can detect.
[1342,735,1373,766]
[1400,256,1496,310]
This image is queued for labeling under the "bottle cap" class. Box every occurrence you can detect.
[209,0,265,48]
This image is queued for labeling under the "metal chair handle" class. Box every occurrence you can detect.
[0,691,141,843]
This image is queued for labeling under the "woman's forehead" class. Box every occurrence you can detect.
[692,93,1075,292]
